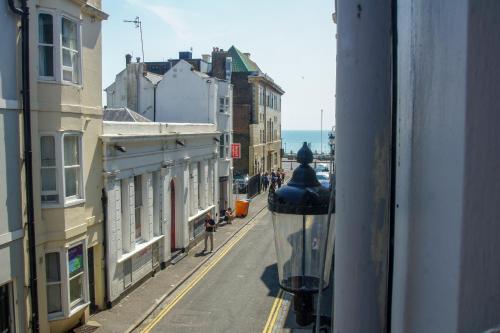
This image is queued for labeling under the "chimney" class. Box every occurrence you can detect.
[125,54,132,65]
[244,52,251,58]
[202,54,211,63]
[136,57,141,63]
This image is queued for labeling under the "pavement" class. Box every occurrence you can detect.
[91,188,272,333]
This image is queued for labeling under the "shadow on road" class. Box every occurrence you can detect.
[260,263,280,296]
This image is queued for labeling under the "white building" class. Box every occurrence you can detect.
[101,108,219,303]
[105,58,234,213]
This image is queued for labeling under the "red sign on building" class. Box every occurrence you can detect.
[231,143,241,159]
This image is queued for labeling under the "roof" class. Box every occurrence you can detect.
[227,46,261,73]
[144,71,162,85]
[103,107,152,122]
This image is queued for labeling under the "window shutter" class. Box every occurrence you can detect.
[146,173,154,240]
[114,180,122,255]
[128,178,135,247]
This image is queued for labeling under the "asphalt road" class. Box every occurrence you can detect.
[137,209,280,333]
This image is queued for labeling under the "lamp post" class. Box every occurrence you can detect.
[328,131,335,175]
[268,142,334,328]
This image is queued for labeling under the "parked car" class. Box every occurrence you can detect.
[314,163,329,173]
[315,172,331,189]
[233,174,249,194]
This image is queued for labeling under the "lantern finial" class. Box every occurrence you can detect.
[297,142,313,165]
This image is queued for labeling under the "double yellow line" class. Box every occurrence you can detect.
[262,289,285,333]
[140,223,254,333]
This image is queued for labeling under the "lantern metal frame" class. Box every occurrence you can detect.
[268,142,335,329]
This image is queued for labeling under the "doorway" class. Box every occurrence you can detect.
[87,247,96,314]
[170,180,176,251]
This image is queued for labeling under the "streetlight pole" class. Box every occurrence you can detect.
[320,109,323,155]
[124,16,145,62]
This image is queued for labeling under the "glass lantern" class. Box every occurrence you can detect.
[268,142,334,325]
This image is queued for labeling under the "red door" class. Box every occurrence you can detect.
[170,180,176,251]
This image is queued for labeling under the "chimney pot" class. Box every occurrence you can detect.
[136,57,141,63]
[125,54,132,65]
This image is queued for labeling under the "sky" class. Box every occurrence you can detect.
[102,0,337,130]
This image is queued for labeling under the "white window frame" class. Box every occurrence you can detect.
[37,8,83,86]
[38,11,55,81]
[60,15,82,84]
[40,134,60,205]
[62,132,84,205]
[134,175,143,242]
[45,239,89,321]
[40,131,85,208]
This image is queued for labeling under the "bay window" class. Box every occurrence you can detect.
[37,10,81,84]
[40,132,84,207]
[45,242,88,319]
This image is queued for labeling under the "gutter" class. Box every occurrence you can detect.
[7,0,39,331]
[101,189,111,308]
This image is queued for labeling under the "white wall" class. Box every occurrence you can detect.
[156,60,217,124]
[102,124,218,302]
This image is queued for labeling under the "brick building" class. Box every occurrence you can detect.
[211,46,284,176]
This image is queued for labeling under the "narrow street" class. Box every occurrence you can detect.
[135,208,280,333]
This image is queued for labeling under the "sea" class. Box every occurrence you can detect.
[281,130,333,155]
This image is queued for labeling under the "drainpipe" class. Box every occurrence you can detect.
[153,84,157,122]
[333,1,393,332]
[7,0,39,331]
[101,189,111,308]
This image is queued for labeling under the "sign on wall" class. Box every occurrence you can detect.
[231,143,241,159]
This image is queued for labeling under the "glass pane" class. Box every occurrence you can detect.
[38,45,54,77]
[46,284,62,314]
[61,18,77,50]
[38,13,53,44]
[65,167,79,197]
[272,213,330,292]
[69,275,83,304]
[45,253,60,282]
[41,194,59,203]
[68,244,84,277]
[40,136,55,167]
[62,48,72,67]
[63,69,73,82]
[41,168,56,192]
[64,135,79,166]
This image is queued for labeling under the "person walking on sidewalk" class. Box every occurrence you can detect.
[203,213,216,253]
[262,172,269,191]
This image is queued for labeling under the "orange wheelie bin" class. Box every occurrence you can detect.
[235,199,250,217]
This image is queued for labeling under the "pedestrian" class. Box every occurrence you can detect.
[262,172,269,191]
[203,213,216,253]
[271,169,277,188]
[224,207,235,224]
[281,170,285,183]
[277,173,282,188]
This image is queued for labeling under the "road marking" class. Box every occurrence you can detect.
[262,288,284,333]
[140,211,266,333]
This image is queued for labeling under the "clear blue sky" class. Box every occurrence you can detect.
[102,0,337,130]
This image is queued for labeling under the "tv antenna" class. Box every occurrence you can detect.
[124,16,145,62]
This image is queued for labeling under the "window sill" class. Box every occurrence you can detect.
[117,235,164,264]
[47,302,89,321]
[38,79,83,89]
[188,205,216,222]
[64,198,85,208]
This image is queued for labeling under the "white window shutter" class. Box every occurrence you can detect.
[114,180,122,255]
[128,178,135,248]
[146,173,154,240]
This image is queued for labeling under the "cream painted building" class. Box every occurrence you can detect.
[101,109,219,303]
[28,0,108,331]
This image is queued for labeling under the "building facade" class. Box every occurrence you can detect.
[101,111,219,303]
[1,2,27,332]
[106,57,234,213]
[28,1,108,332]
[211,46,284,176]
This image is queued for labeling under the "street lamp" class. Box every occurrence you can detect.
[268,142,334,327]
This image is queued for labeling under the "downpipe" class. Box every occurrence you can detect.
[101,189,111,308]
[7,0,39,331]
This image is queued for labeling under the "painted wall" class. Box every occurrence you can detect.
[0,2,26,332]
[102,122,218,302]
[156,60,217,124]
[392,1,500,332]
